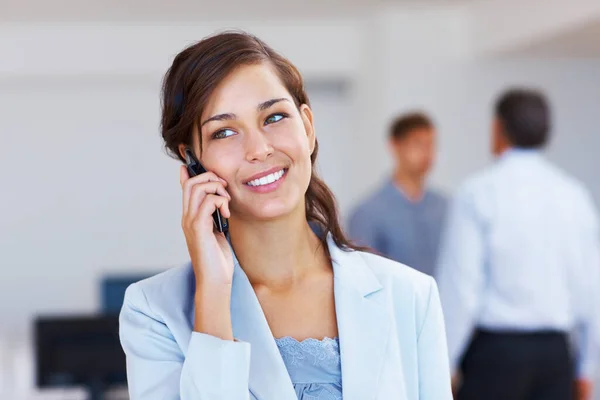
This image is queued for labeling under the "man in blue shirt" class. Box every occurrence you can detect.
[347,112,447,277]
[437,88,600,400]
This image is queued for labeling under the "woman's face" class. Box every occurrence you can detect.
[186,63,315,222]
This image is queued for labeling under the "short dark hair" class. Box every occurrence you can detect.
[495,88,550,149]
[389,112,434,140]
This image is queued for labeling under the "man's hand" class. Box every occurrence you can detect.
[451,372,462,399]
[574,379,593,400]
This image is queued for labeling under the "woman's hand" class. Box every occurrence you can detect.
[180,165,235,339]
[180,165,233,284]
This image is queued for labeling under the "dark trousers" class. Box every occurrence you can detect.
[458,329,573,400]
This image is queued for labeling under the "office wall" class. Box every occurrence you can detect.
[0,77,354,336]
[0,8,470,337]
[3,60,600,339]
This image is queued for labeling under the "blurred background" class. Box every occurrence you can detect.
[1,0,599,398]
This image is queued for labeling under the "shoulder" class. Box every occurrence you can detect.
[457,166,497,197]
[425,188,449,208]
[551,165,595,204]
[563,176,599,228]
[118,265,196,378]
[350,249,443,344]
[539,162,598,223]
[447,167,499,218]
[340,248,437,332]
[121,263,194,328]
[356,250,435,300]
[348,182,393,219]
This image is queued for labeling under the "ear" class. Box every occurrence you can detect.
[178,143,188,161]
[388,136,400,154]
[178,126,202,161]
[491,118,508,156]
[492,118,501,138]
[299,104,316,154]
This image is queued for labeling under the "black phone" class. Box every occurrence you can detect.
[183,147,229,233]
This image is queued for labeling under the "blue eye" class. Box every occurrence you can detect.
[265,113,287,125]
[213,129,236,139]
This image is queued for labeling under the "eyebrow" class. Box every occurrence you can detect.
[200,98,290,127]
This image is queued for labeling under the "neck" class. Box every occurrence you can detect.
[228,208,328,291]
[393,169,425,201]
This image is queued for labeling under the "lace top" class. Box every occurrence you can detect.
[275,337,342,400]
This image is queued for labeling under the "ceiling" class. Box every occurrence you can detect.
[505,17,600,57]
[10,0,597,57]
[0,0,472,22]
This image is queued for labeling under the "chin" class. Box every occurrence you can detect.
[258,204,298,221]
[246,196,306,222]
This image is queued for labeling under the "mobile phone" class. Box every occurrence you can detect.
[183,147,229,233]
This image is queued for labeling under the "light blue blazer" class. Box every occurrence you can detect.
[119,236,452,399]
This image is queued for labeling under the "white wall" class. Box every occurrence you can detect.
[0,77,172,333]
[0,9,471,337]
[0,20,362,79]
[0,79,363,332]
[3,61,600,338]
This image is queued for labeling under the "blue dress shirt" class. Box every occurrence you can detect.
[348,181,447,276]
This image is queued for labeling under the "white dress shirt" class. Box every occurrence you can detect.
[436,148,600,378]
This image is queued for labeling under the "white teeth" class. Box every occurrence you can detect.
[247,169,285,187]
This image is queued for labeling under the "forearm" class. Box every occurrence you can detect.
[194,283,234,341]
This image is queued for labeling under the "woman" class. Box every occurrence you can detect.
[119,31,452,400]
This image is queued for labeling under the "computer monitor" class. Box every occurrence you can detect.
[101,274,151,315]
[34,315,126,400]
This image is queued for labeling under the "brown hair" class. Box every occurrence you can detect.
[389,111,434,140]
[160,30,366,253]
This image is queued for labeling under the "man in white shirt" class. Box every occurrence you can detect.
[437,88,599,400]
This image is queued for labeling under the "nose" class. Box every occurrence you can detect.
[244,129,273,162]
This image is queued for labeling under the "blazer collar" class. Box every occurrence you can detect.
[329,236,391,400]
[228,234,390,400]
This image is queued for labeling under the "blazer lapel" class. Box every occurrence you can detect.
[229,255,297,400]
[329,237,391,400]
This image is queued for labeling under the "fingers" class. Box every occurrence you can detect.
[180,165,189,185]
[180,166,231,234]
[184,194,231,233]
[180,165,227,187]
[187,182,231,220]
[198,194,231,222]
[180,165,228,213]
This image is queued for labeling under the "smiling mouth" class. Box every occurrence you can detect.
[245,169,287,187]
